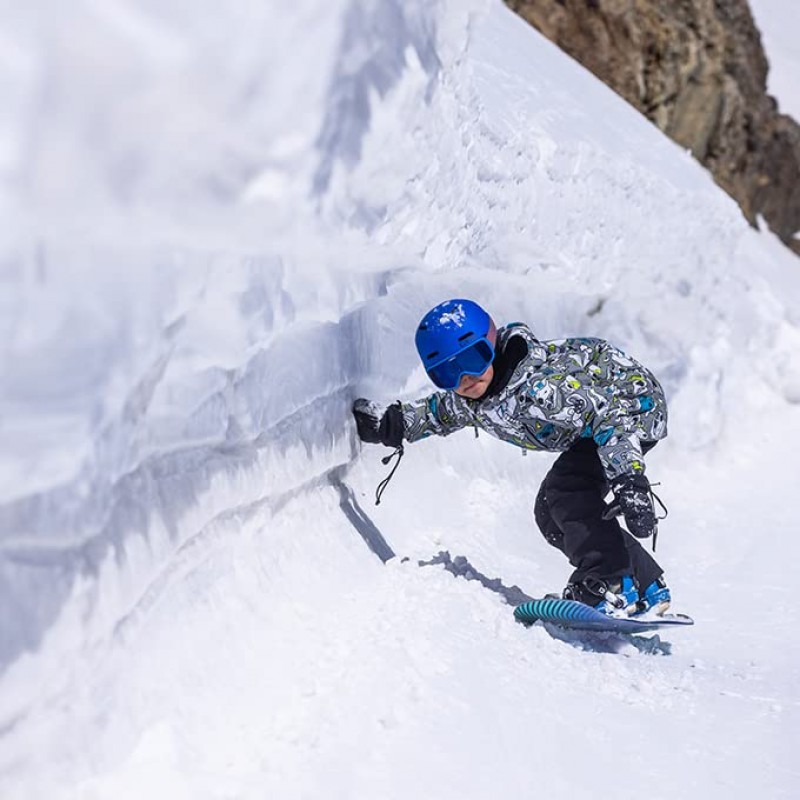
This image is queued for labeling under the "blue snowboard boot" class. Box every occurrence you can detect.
[592,575,640,616]
[636,577,671,616]
[563,575,672,617]
[563,575,639,616]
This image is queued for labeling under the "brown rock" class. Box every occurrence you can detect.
[505,0,800,255]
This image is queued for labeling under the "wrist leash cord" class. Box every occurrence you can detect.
[375,445,405,505]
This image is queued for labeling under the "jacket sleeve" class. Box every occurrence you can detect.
[400,392,474,443]
[594,426,646,483]
[585,338,667,482]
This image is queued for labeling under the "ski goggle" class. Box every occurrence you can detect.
[426,338,495,390]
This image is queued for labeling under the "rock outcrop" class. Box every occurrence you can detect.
[506,0,800,255]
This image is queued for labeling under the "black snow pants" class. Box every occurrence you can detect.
[534,439,664,590]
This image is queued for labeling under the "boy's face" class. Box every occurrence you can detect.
[454,364,494,399]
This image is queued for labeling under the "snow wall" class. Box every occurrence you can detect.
[1,0,800,793]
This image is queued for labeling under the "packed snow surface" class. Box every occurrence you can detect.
[1,1,799,798]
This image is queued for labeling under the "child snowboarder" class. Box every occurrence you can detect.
[352,298,671,616]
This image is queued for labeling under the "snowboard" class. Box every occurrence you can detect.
[513,597,694,634]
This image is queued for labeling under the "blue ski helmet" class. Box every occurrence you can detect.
[415,299,495,390]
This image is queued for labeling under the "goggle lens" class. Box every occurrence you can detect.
[427,339,494,390]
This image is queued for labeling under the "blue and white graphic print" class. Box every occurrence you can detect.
[401,324,668,482]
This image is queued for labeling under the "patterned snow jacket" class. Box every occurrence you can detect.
[401,323,667,483]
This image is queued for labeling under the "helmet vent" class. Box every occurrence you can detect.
[426,351,439,359]
[457,331,474,342]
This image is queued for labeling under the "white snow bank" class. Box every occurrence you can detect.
[1,0,799,797]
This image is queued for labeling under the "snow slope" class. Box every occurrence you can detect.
[1,0,799,797]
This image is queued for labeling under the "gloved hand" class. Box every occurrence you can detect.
[603,474,658,539]
[352,399,404,448]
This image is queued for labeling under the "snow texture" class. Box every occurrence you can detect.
[438,304,467,326]
[0,0,799,798]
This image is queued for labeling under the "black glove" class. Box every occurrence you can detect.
[352,399,404,448]
[603,474,658,539]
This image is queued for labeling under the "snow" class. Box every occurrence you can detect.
[437,303,467,327]
[1,0,799,798]
[749,0,800,120]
